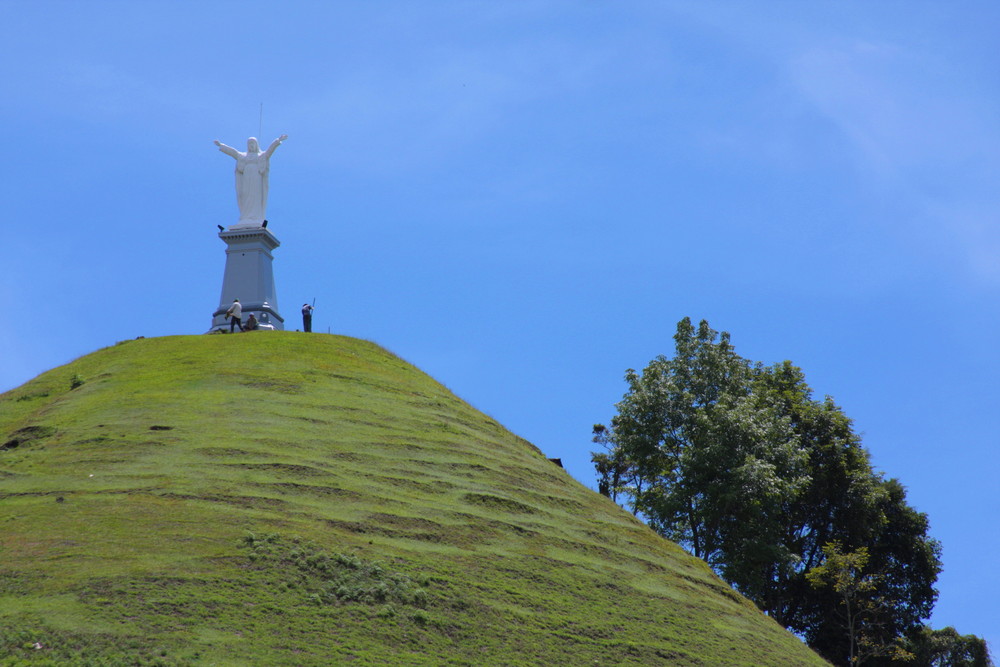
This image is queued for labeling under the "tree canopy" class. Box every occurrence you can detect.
[592,318,989,665]
[900,626,993,667]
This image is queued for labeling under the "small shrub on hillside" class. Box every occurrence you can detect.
[15,391,49,402]
[69,374,85,390]
[240,532,432,610]
[2,426,56,452]
[0,624,191,666]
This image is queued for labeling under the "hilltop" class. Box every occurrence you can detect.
[0,333,827,665]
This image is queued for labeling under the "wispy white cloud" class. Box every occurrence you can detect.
[284,37,627,175]
[790,41,996,177]
[789,39,1000,281]
[670,1,1000,284]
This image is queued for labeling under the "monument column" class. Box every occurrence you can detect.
[209,133,288,332]
[210,227,284,331]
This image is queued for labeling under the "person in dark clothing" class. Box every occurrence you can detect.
[302,303,314,332]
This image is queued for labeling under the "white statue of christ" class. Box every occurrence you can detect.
[214,134,288,227]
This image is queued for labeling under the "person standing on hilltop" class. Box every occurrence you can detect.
[226,299,243,333]
[301,303,314,332]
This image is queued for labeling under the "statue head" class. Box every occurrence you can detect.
[246,137,260,152]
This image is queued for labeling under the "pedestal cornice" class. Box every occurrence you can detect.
[219,227,281,250]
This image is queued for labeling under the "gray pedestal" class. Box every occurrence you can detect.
[209,226,284,332]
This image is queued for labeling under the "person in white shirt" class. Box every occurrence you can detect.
[225,299,243,333]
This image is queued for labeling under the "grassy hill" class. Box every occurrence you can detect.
[0,333,827,666]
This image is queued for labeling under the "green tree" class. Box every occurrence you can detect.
[592,423,643,506]
[796,476,944,665]
[596,318,808,586]
[749,361,886,630]
[893,626,994,667]
[806,543,912,665]
[593,317,944,666]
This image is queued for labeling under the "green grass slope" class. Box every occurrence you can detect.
[0,334,826,666]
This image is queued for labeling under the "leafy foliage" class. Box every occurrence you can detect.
[593,317,961,665]
[896,626,994,667]
[806,543,910,665]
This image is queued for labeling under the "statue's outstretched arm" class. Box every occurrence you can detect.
[262,134,288,159]
[214,140,240,159]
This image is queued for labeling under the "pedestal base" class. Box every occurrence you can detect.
[209,227,284,332]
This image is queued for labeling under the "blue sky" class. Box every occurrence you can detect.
[2,0,998,650]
